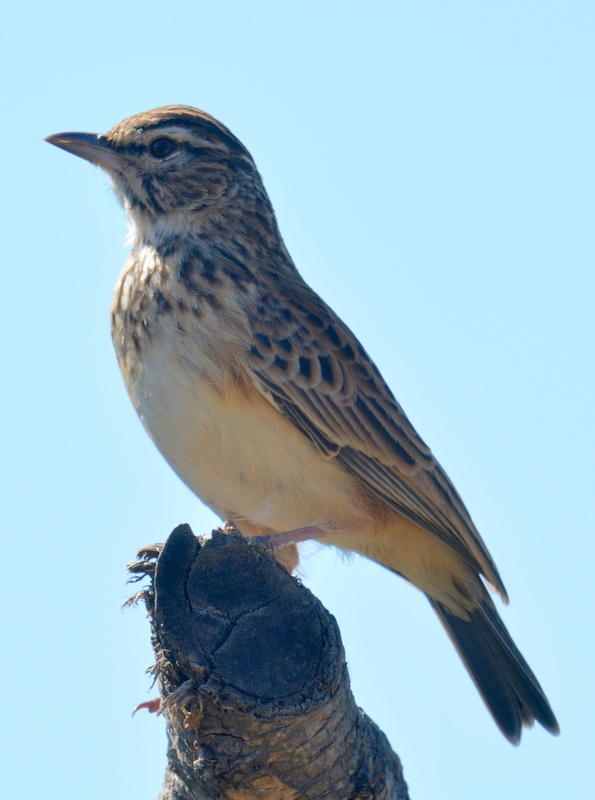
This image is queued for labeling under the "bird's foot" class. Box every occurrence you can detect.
[132,698,161,716]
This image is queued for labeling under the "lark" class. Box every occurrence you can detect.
[47,106,558,743]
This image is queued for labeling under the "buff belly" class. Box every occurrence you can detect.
[119,331,473,609]
[123,333,370,539]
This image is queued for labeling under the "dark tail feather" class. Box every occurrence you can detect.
[428,594,559,744]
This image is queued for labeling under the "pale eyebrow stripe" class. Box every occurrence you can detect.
[143,126,230,152]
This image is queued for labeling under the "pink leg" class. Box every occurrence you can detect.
[255,526,326,550]
[222,521,326,550]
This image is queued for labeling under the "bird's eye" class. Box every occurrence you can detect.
[149,137,178,159]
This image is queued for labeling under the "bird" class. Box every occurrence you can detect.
[46,105,558,744]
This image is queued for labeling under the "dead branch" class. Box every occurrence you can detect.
[128,524,409,800]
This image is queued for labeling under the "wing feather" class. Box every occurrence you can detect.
[245,280,506,597]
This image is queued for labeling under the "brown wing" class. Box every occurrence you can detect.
[245,279,506,599]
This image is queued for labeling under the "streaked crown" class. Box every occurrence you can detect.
[106,105,252,163]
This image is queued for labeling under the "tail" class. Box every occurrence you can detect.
[428,592,559,744]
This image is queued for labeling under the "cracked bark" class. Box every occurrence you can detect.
[128,524,409,800]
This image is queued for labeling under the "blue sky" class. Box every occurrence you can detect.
[2,2,593,798]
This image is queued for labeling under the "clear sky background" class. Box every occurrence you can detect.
[2,2,593,798]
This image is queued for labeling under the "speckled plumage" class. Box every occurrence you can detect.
[46,106,558,743]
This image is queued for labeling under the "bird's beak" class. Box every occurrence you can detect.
[45,132,129,172]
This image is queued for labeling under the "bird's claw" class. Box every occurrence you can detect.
[132,698,161,716]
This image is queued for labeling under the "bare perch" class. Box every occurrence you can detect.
[127,524,409,799]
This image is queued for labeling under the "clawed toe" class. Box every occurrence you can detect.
[132,697,161,716]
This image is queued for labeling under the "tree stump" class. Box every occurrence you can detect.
[128,524,409,800]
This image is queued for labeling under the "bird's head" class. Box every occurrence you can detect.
[46,106,266,245]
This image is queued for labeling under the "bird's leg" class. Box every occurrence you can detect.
[222,520,325,549]
[255,526,326,550]
[221,521,324,572]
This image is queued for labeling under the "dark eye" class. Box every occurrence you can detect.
[149,137,177,159]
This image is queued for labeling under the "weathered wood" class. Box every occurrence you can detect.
[128,524,409,800]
